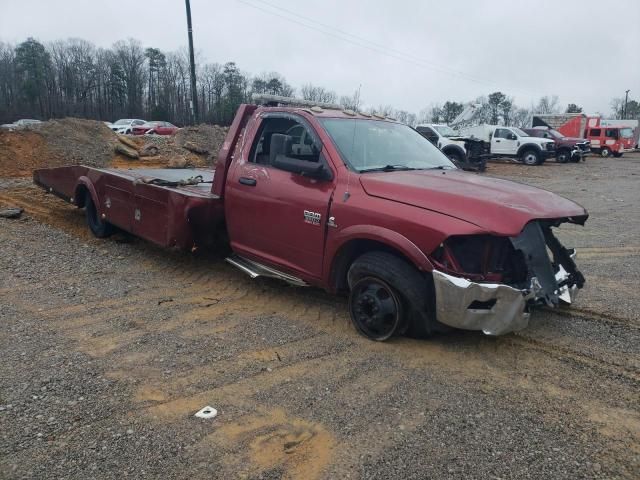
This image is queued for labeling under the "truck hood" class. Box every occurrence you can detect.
[359,170,587,235]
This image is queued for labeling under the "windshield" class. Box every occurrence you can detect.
[620,128,633,138]
[114,119,131,125]
[512,128,529,137]
[433,125,458,137]
[320,118,455,172]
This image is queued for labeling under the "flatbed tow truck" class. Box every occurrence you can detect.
[34,95,588,340]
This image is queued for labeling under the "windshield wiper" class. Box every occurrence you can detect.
[359,164,418,173]
[425,165,456,170]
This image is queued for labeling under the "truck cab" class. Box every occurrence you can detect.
[415,124,467,164]
[586,126,634,157]
[460,125,556,165]
[523,127,590,163]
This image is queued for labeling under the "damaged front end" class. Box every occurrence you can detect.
[429,221,585,335]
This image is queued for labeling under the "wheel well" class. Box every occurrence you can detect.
[517,144,541,156]
[330,239,420,293]
[442,145,465,157]
[74,184,89,208]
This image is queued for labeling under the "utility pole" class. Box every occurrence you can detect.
[623,89,630,119]
[185,0,199,124]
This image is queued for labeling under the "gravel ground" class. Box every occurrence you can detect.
[1,154,639,479]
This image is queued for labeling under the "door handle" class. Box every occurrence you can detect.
[495,140,501,142]
[239,177,257,186]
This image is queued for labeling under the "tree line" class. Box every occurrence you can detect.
[1,36,632,127]
[0,37,363,126]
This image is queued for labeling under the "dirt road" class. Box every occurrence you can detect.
[1,155,639,479]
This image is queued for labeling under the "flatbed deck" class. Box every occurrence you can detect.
[34,166,224,250]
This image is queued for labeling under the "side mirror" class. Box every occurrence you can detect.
[508,133,517,140]
[270,133,330,180]
[272,155,331,180]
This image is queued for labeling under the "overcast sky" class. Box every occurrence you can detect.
[1,0,638,115]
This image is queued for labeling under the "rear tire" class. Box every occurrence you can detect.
[85,192,113,238]
[600,147,611,157]
[521,149,542,166]
[347,251,437,341]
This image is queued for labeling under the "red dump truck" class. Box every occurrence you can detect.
[34,96,587,340]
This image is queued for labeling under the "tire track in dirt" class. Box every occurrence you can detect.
[3,170,640,478]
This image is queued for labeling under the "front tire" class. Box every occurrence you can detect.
[521,149,542,166]
[445,150,464,167]
[85,192,113,238]
[600,147,611,157]
[556,150,570,163]
[347,251,436,341]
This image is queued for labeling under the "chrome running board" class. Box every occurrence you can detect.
[225,254,308,287]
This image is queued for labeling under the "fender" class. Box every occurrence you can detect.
[516,143,543,156]
[74,176,100,212]
[324,224,435,289]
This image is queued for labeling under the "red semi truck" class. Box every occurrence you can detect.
[532,114,635,157]
[34,97,587,340]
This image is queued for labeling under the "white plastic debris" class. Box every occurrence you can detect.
[194,406,218,419]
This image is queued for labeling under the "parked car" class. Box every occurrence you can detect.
[523,127,590,163]
[108,119,146,135]
[131,121,179,136]
[1,119,43,130]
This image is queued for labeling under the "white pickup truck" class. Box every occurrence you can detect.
[458,124,556,165]
[417,123,556,167]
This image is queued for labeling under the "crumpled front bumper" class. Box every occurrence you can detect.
[433,270,530,335]
[432,260,579,336]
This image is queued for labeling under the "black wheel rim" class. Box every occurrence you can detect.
[349,277,401,341]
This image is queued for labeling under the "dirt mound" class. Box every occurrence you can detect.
[0,118,228,178]
[174,124,228,162]
[0,118,117,177]
[39,118,117,167]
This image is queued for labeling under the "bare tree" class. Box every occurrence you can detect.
[535,95,560,114]
[301,83,337,104]
[610,97,624,119]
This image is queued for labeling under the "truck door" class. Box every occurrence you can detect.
[604,128,620,152]
[492,128,518,155]
[224,114,335,280]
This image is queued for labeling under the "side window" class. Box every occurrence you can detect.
[494,128,511,139]
[589,129,601,136]
[604,129,618,138]
[250,117,321,166]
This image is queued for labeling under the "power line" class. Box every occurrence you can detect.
[237,0,538,97]
[249,0,494,85]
